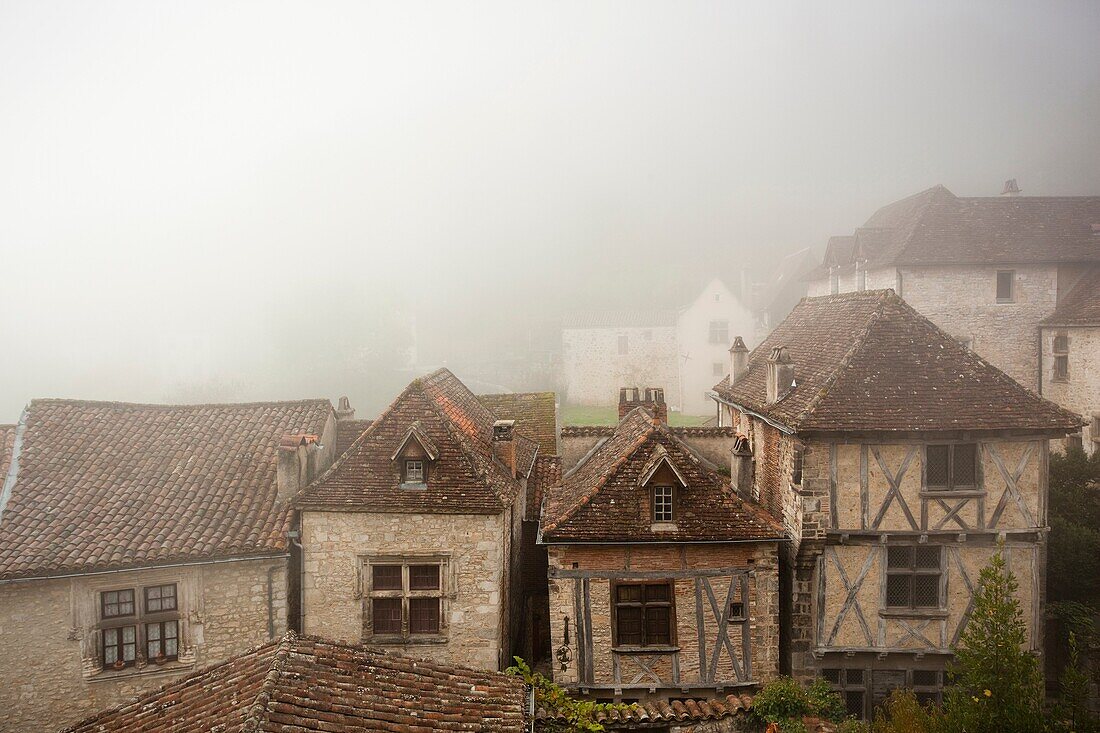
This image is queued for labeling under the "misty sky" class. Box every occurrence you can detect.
[2,1,1099,421]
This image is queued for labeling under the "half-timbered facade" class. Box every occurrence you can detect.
[540,403,784,702]
[712,290,1081,718]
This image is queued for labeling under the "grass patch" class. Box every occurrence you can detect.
[561,404,709,427]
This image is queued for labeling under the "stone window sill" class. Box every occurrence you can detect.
[612,645,680,654]
[89,660,193,683]
[919,490,984,499]
[364,634,449,645]
[879,609,948,620]
[399,482,427,490]
[649,522,678,532]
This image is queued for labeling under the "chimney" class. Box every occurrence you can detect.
[729,337,749,384]
[1001,178,1021,197]
[492,419,517,477]
[618,387,667,423]
[731,435,754,495]
[277,433,319,501]
[335,396,355,421]
[765,347,796,405]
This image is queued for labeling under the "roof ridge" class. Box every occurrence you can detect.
[241,632,295,733]
[792,290,894,426]
[543,409,657,532]
[29,397,332,410]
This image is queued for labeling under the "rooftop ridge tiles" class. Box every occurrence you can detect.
[28,397,333,410]
[241,633,294,733]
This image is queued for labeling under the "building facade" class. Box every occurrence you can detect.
[561,279,755,416]
[1040,268,1100,451]
[0,398,336,731]
[804,183,1100,447]
[541,391,784,702]
[712,291,1080,719]
[295,369,541,672]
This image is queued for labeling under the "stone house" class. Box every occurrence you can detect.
[540,389,785,703]
[294,368,546,672]
[804,183,1100,446]
[1040,267,1100,452]
[62,632,529,733]
[0,398,337,731]
[561,278,755,416]
[712,290,1080,719]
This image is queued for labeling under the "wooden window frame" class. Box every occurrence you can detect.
[822,668,867,720]
[708,320,730,345]
[98,583,180,670]
[403,459,426,484]
[611,581,676,649]
[652,485,674,523]
[144,619,180,662]
[144,583,177,613]
[101,588,136,619]
[365,558,447,641]
[924,443,978,491]
[996,270,1015,303]
[885,545,943,610]
[101,625,137,669]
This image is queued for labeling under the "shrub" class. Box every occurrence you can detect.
[753,675,848,731]
[505,657,631,732]
[869,689,939,733]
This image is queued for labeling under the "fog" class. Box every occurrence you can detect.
[2,1,1099,421]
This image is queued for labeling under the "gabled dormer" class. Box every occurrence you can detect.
[391,421,439,487]
[637,444,688,529]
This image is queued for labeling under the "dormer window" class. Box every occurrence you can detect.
[404,460,425,484]
[653,486,674,522]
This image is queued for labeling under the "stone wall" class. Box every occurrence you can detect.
[300,510,507,672]
[561,326,680,409]
[545,543,780,700]
[0,557,286,731]
[1041,325,1098,453]
[676,280,756,415]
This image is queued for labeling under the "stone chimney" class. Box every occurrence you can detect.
[729,337,749,384]
[1001,178,1021,197]
[492,419,517,477]
[618,387,668,423]
[335,396,355,421]
[765,347,796,405]
[277,433,319,501]
[731,435,754,495]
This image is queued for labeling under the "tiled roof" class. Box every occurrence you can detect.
[528,454,560,518]
[297,369,536,514]
[713,290,1082,434]
[0,399,332,581]
[560,425,735,439]
[536,694,754,730]
[62,633,528,733]
[1043,267,1100,326]
[335,418,374,456]
[0,424,14,489]
[541,408,782,543]
[478,392,558,454]
[810,186,1100,276]
[562,310,678,329]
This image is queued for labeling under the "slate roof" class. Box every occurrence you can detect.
[810,186,1100,276]
[297,369,537,514]
[61,633,527,733]
[540,408,782,543]
[713,290,1082,434]
[1043,267,1100,326]
[562,310,678,329]
[478,391,558,454]
[0,399,332,581]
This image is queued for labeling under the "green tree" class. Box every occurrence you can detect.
[1050,633,1099,733]
[941,549,1045,733]
[1047,446,1100,604]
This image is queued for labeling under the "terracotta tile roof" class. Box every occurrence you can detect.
[1043,267,1100,326]
[713,290,1082,434]
[0,424,14,489]
[810,186,1100,276]
[562,310,678,329]
[297,369,536,514]
[335,418,374,456]
[536,693,754,730]
[0,399,332,581]
[478,392,558,454]
[541,408,782,543]
[528,454,560,517]
[561,425,735,439]
[62,633,528,733]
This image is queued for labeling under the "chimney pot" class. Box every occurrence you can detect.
[765,347,796,405]
[729,337,749,384]
[618,386,668,423]
[492,420,517,477]
[1001,178,1021,196]
[335,396,355,421]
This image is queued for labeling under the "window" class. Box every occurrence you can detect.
[708,320,729,345]
[613,582,673,647]
[1053,331,1069,381]
[886,545,942,609]
[712,361,725,377]
[652,486,674,523]
[367,560,445,638]
[791,444,804,485]
[404,459,425,484]
[99,583,179,670]
[911,669,944,706]
[996,270,1015,302]
[617,334,629,355]
[925,443,977,490]
[822,668,866,719]
[728,601,745,620]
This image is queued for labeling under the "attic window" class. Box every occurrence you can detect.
[652,486,674,523]
[996,270,1015,303]
[403,460,425,484]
